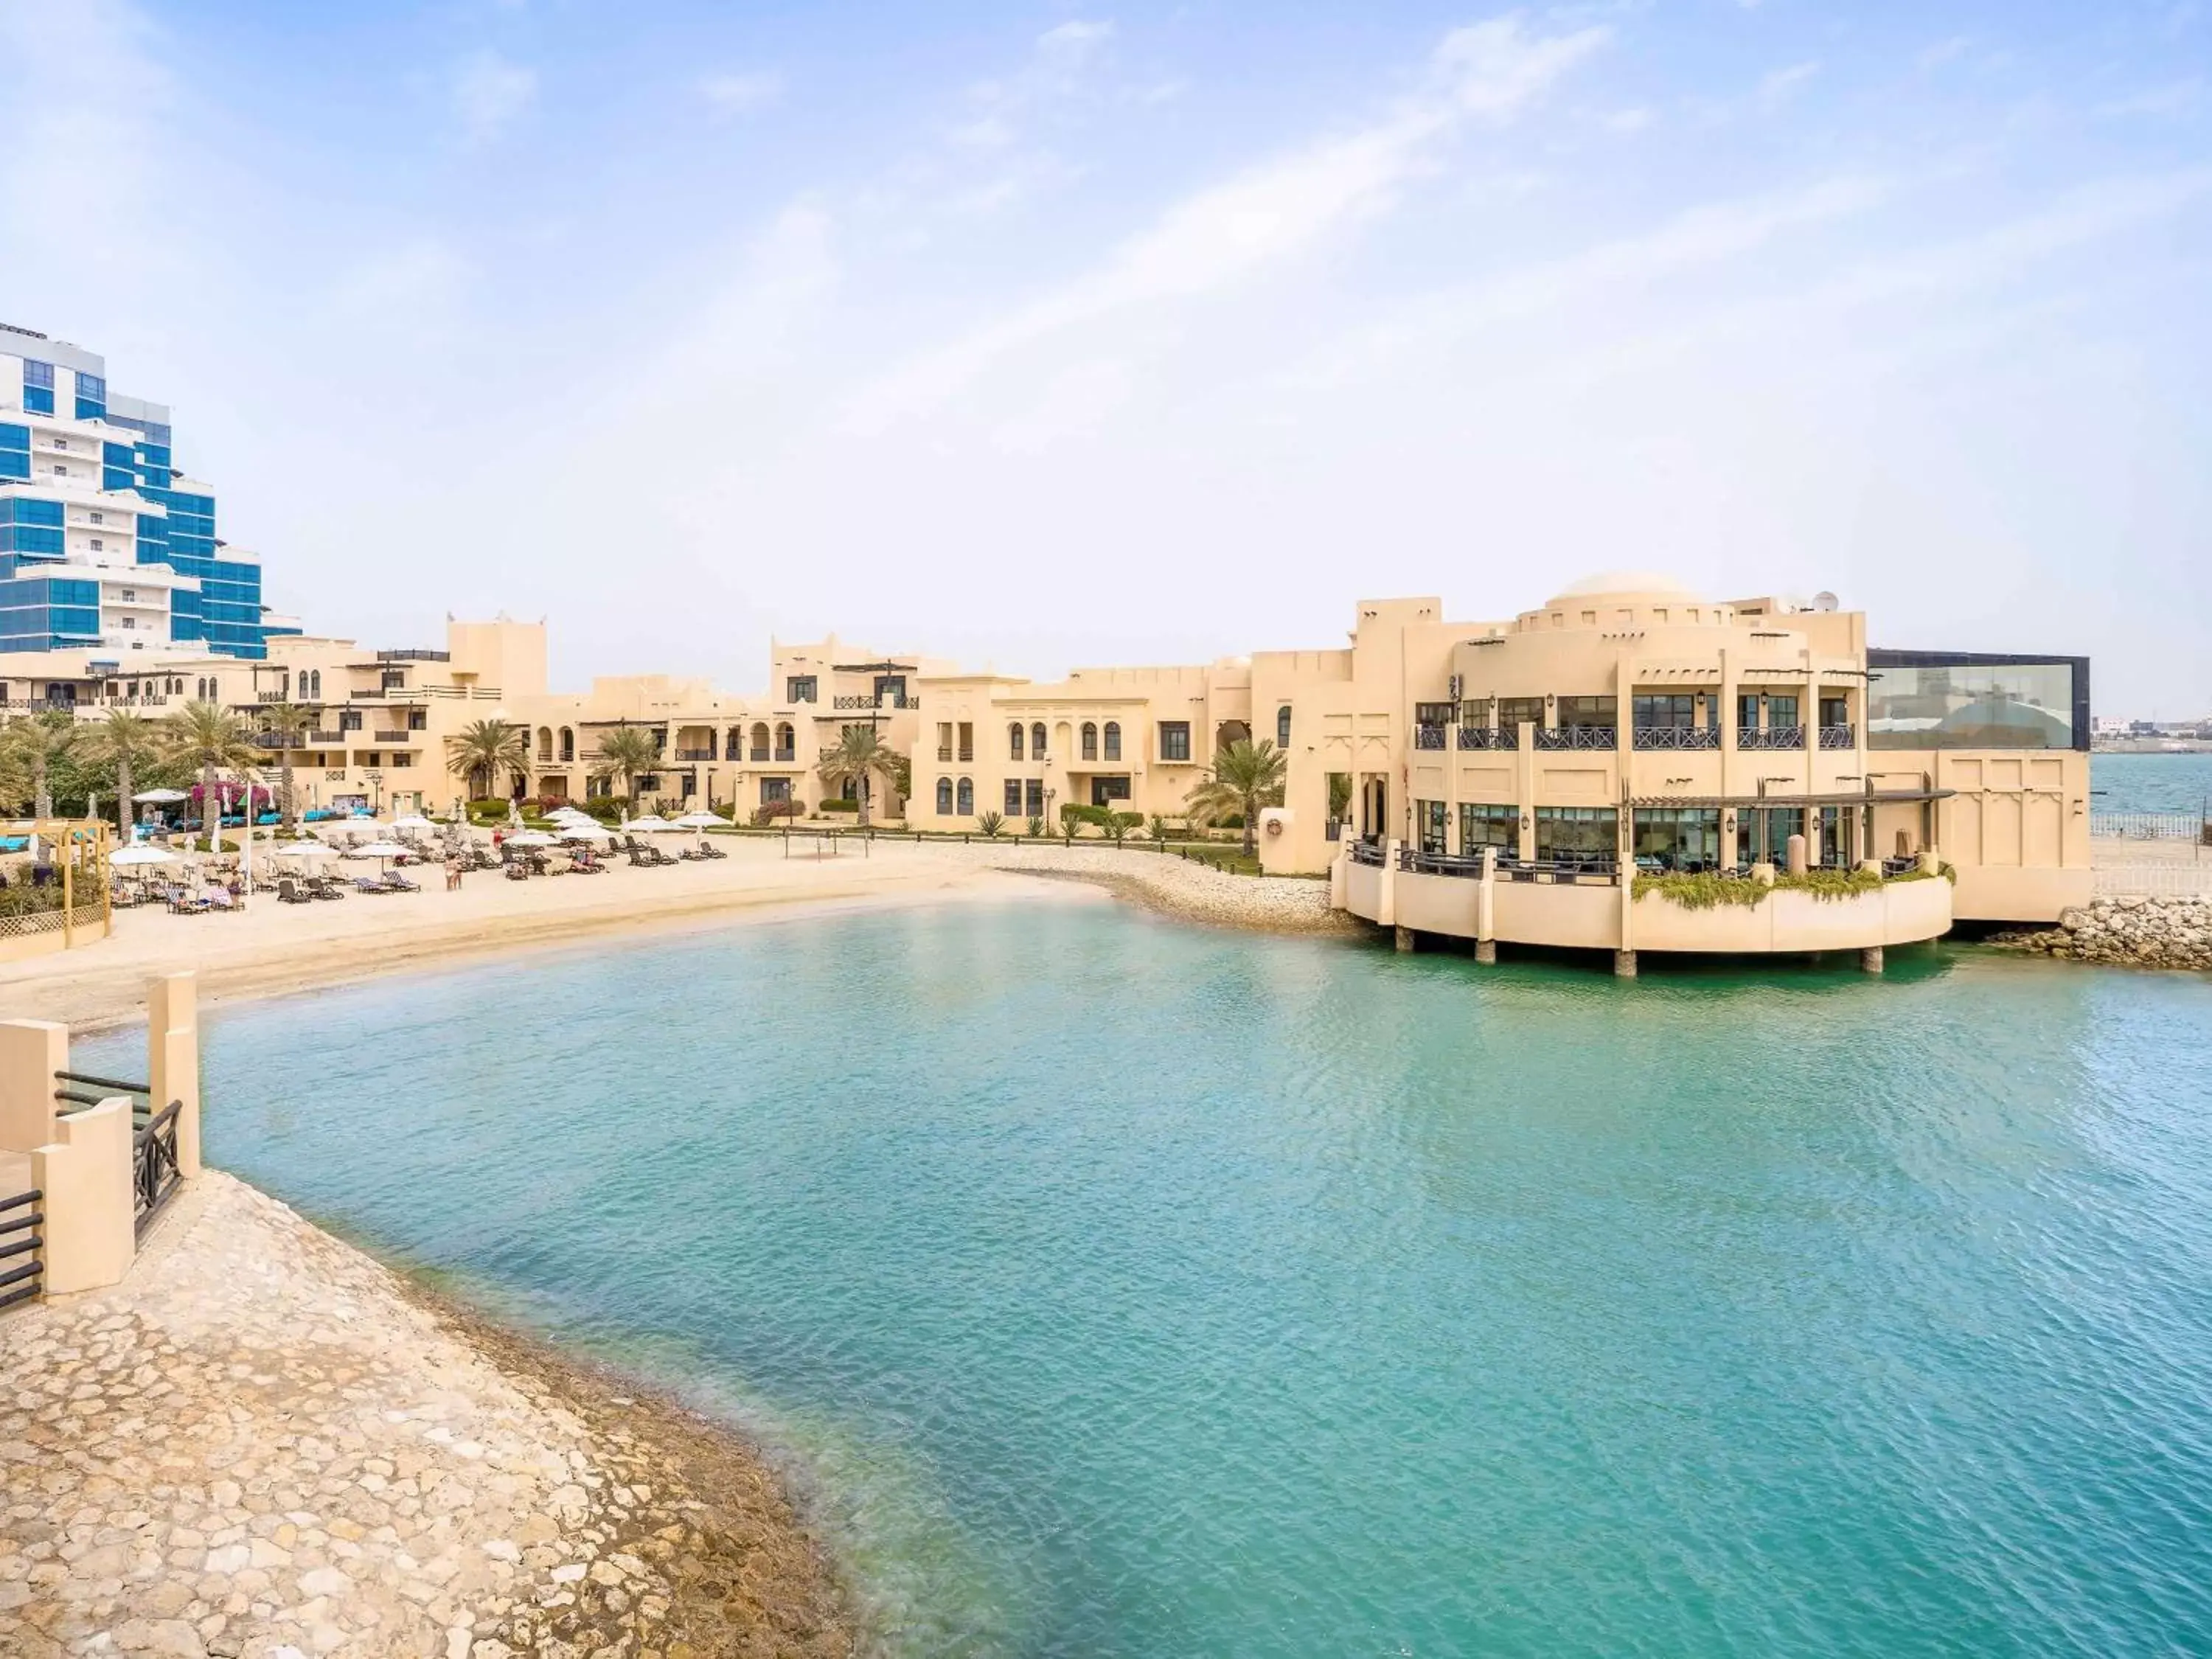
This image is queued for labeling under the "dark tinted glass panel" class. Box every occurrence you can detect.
[1868,661,2079,749]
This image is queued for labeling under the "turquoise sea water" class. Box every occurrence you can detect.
[2093,751,2212,815]
[84,905,2212,1656]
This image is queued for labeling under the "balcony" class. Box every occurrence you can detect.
[1818,724,1856,749]
[307,730,344,745]
[1413,724,1447,751]
[774,747,795,762]
[1534,726,1617,751]
[834,693,912,710]
[1632,726,1721,751]
[936,747,953,762]
[374,728,414,742]
[675,748,716,761]
[1739,726,1806,750]
[1458,726,1515,751]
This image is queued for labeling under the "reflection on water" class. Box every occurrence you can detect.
[81,906,2212,1657]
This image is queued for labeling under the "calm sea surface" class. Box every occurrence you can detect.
[2094,752,2212,815]
[83,905,2212,1656]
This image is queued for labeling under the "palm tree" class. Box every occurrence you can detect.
[593,725,662,808]
[161,700,258,853]
[445,717,529,801]
[3,710,78,821]
[256,701,314,832]
[1184,737,1290,859]
[87,709,162,836]
[814,726,902,827]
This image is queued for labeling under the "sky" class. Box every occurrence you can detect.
[2,1,2208,714]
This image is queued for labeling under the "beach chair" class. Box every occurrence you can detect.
[504,860,529,882]
[381,871,421,893]
[352,876,388,895]
[278,878,311,904]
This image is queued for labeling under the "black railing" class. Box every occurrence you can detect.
[1349,841,1387,867]
[1819,723,1856,749]
[1739,726,1806,750]
[1413,725,1447,751]
[773,748,795,762]
[55,1069,150,1116]
[1633,726,1721,751]
[1880,855,1919,876]
[1535,726,1616,751]
[833,694,912,709]
[135,1100,184,1240]
[0,1189,42,1313]
[378,648,450,662]
[1504,856,1619,883]
[1400,848,1486,876]
[675,748,716,761]
[1458,726,1515,750]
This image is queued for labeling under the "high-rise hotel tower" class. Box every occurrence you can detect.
[0,322,272,659]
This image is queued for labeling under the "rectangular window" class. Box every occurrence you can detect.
[1865,656,2084,750]
[1534,806,1618,866]
[761,776,790,804]
[1459,803,1514,852]
[1416,799,1448,855]
[1766,694,1800,731]
[22,361,53,415]
[1026,779,1044,818]
[1102,723,1121,762]
[1632,694,1702,730]
[1158,720,1191,762]
[1497,697,1544,734]
[1737,807,1804,870]
[1632,807,1723,872]
[1090,775,1131,805]
[786,675,817,703]
[957,722,973,762]
[1413,701,1455,727]
[1005,779,1023,815]
[1820,695,1850,729]
[936,721,953,762]
[1554,695,1614,730]
[1737,692,1761,731]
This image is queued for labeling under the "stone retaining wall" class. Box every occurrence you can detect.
[1993,895,2212,970]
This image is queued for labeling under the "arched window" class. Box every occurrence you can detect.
[936,777,953,815]
[1032,722,1048,759]
[1081,722,1099,761]
[538,727,552,762]
[559,727,574,762]
[1102,721,1121,762]
[1277,705,1291,747]
[956,777,973,815]
[775,723,794,759]
[1009,723,1025,761]
[750,722,770,762]
[725,726,741,759]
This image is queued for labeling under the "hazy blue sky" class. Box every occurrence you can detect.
[4,1,2208,712]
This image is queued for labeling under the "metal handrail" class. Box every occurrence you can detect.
[1534,726,1617,751]
[1818,724,1856,749]
[1413,725,1447,751]
[1739,726,1806,749]
[1632,726,1721,750]
[1348,841,1387,867]
[1458,726,1515,750]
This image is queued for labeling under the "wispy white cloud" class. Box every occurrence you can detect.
[844,15,1610,430]
[452,50,536,144]
[2098,79,2205,119]
[700,70,783,118]
[1917,36,1975,73]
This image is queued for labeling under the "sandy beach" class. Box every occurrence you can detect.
[0,835,1350,1032]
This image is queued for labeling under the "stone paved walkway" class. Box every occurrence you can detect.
[1,1172,848,1658]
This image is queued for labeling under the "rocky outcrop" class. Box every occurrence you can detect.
[1994,895,2212,970]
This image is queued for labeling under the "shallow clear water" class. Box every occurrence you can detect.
[2094,751,2212,815]
[83,905,2212,1656]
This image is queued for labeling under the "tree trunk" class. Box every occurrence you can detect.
[281,755,298,834]
[116,757,133,838]
[34,766,52,822]
[1242,790,1258,859]
[203,763,221,855]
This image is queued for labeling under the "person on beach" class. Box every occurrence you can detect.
[445,852,463,891]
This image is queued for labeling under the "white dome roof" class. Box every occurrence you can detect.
[1547,570,1701,603]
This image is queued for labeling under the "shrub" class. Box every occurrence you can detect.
[978,811,1005,838]
[1026,815,1046,838]
[818,798,859,814]
[0,883,64,918]
[752,800,800,827]
[1147,814,1172,843]
[1634,866,1894,909]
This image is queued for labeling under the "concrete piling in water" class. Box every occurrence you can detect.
[1475,939,1497,964]
[1394,925,1416,953]
[1614,949,1638,978]
[1860,945,1885,974]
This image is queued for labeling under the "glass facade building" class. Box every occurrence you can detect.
[1,329,268,658]
[1865,651,2089,751]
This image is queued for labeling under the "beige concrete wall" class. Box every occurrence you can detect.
[31,1096,135,1297]
[0,1020,66,1155]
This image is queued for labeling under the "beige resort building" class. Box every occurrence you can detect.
[11,571,2090,964]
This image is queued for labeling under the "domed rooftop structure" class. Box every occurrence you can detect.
[1547,570,1701,604]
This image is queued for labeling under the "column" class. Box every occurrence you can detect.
[0,1020,67,1155]
[1475,844,1498,963]
[147,973,201,1180]
[32,1097,136,1296]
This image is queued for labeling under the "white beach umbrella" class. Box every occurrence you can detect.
[560,823,612,843]
[111,844,181,867]
[133,788,189,804]
[627,815,675,832]
[391,814,437,832]
[275,841,336,860]
[672,811,729,828]
[505,829,557,848]
[342,841,410,860]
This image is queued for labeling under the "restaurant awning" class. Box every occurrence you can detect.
[1628,788,1955,809]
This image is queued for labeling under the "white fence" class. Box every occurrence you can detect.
[2091,813,2210,842]
[2095,863,2212,898]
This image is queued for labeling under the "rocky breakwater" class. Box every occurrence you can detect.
[0,1171,849,1659]
[1995,894,2212,970]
